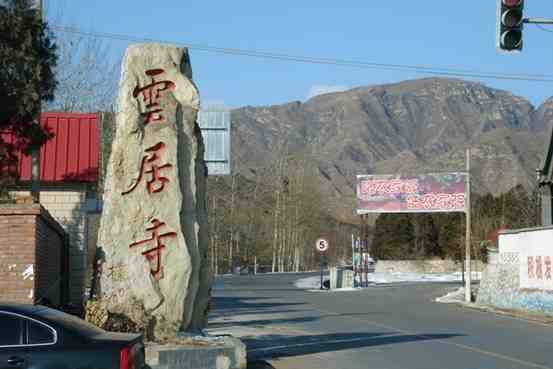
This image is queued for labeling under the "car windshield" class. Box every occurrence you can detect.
[35,307,105,337]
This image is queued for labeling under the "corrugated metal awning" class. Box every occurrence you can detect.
[198,110,231,176]
[2,112,100,182]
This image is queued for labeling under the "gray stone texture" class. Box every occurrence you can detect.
[97,44,210,337]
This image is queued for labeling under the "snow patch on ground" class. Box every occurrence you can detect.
[265,271,318,274]
[295,276,328,289]
[435,287,465,303]
[294,272,481,290]
[218,271,318,278]
[304,287,363,293]
[367,272,481,284]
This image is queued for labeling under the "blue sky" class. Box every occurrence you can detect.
[48,1,553,109]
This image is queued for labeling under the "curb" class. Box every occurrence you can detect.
[453,301,553,325]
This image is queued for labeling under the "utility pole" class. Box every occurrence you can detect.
[465,148,472,303]
[351,234,355,269]
[30,0,43,203]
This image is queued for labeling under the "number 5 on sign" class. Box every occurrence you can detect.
[316,238,329,253]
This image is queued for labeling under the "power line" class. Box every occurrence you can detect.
[535,23,553,33]
[51,25,553,83]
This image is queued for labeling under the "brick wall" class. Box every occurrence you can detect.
[0,213,36,304]
[0,204,67,305]
[11,184,97,303]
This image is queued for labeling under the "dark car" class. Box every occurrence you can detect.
[0,303,145,369]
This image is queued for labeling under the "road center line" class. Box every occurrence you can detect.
[312,306,553,369]
[249,334,398,354]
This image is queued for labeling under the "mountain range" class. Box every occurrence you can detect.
[229,78,553,222]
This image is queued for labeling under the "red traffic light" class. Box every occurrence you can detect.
[502,0,522,7]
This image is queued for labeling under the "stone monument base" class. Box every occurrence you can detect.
[146,335,246,369]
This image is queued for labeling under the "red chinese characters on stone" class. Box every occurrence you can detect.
[536,256,544,280]
[133,69,176,125]
[528,256,535,279]
[527,256,552,280]
[129,219,177,279]
[122,142,173,195]
[545,256,552,280]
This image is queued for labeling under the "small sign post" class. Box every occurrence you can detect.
[315,238,329,290]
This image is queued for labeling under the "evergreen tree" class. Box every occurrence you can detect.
[412,214,442,259]
[434,213,463,261]
[0,0,57,191]
[373,213,415,260]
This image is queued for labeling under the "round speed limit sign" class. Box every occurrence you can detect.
[315,238,329,253]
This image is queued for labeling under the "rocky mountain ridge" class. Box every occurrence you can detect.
[229,78,553,222]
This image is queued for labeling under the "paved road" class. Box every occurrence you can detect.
[207,273,553,369]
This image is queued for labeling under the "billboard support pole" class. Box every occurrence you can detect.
[358,216,361,287]
[365,214,369,287]
[361,214,369,287]
[465,148,472,303]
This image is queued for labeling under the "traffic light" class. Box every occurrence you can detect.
[497,0,524,52]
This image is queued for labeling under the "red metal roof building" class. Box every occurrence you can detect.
[1,112,102,306]
[3,112,100,183]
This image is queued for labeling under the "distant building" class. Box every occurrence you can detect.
[3,112,101,304]
[198,109,231,176]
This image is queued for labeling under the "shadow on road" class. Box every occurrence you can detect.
[210,296,305,314]
[209,312,386,329]
[210,315,324,329]
[245,332,463,360]
[221,288,303,292]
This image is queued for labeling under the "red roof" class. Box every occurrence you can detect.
[488,224,508,245]
[2,112,100,182]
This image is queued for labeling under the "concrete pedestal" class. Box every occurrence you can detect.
[147,336,246,369]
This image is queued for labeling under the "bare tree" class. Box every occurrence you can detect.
[205,149,351,274]
[271,158,283,272]
[44,2,119,112]
[227,173,237,272]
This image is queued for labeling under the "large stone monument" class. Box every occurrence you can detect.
[97,44,210,338]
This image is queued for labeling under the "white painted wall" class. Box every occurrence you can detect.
[498,227,553,291]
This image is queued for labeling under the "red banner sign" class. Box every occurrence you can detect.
[357,173,467,213]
